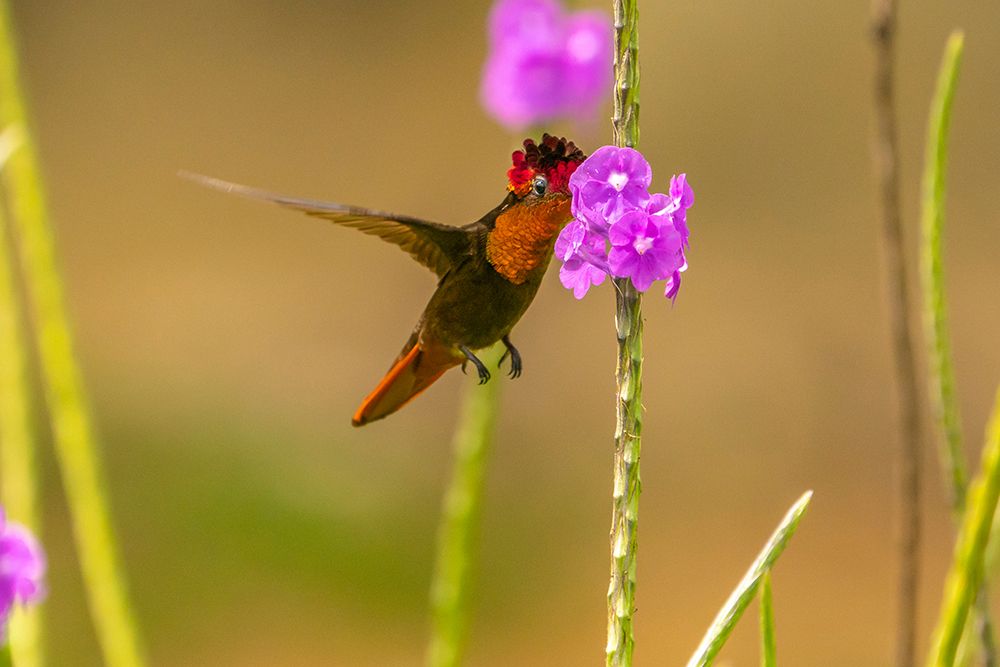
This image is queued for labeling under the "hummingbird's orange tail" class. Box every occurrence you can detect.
[352,341,462,426]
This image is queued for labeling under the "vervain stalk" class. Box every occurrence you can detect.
[0,4,147,666]
[606,1,642,666]
[426,345,503,667]
[871,1,922,665]
[0,127,43,667]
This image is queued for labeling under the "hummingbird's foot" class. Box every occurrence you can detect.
[499,335,522,379]
[459,346,491,384]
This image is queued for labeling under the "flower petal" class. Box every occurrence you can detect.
[482,0,612,129]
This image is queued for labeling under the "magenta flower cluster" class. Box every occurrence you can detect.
[0,508,45,641]
[556,146,693,299]
[481,0,612,130]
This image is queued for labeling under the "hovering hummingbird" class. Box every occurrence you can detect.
[185,134,586,426]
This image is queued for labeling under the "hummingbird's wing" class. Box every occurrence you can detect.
[181,172,473,278]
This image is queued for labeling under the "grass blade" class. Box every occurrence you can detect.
[916,32,999,667]
[921,30,967,513]
[760,570,776,667]
[686,491,813,667]
[0,126,43,667]
[926,386,1000,667]
[0,4,147,665]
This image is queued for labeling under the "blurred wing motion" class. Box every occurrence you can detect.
[180,171,472,278]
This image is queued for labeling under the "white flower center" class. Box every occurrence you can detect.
[633,235,654,255]
[608,171,628,192]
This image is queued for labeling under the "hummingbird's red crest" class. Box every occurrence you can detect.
[507,134,584,196]
[185,135,586,426]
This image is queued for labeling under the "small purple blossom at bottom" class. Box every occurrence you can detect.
[0,509,46,641]
[555,220,608,299]
[559,258,607,299]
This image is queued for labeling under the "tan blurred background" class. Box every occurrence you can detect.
[9,0,1000,664]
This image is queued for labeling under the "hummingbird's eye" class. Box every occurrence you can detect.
[531,175,548,197]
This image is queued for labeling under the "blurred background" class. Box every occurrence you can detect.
[8,0,1000,664]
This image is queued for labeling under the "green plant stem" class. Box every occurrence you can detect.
[426,345,503,667]
[611,0,639,151]
[917,31,995,667]
[605,1,641,666]
[871,1,922,665]
[760,571,776,667]
[686,491,813,667]
[927,386,1000,667]
[921,30,966,515]
[955,592,997,667]
[606,278,642,667]
[0,128,43,667]
[980,494,1000,667]
[0,5,146,666]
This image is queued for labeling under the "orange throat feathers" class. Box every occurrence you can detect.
[486,197,572,284]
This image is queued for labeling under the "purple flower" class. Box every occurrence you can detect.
[555,219,608,298]
[562,13,612,114]
[482,50,565,128]
[0,509,46,641]
[607,210,684,292]
[645,174,693,250]
[557,145,694,300]
[559,258,608,299]
[481,0,612,130]
[663,173,694,244]
[669,173,695,209]
[664,264,686,300]
[488,0,561,49]
[570,146,651,231]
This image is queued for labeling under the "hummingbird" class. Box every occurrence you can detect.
[185,134,586,426]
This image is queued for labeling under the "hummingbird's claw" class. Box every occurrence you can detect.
[500,335,522,379]
[459,346,491,384]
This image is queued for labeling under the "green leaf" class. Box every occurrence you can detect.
[0,641,13,667]
[760,570,777,667]
[926,386,1000,667]
[686,491,813,667]
[920,30,967,513]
